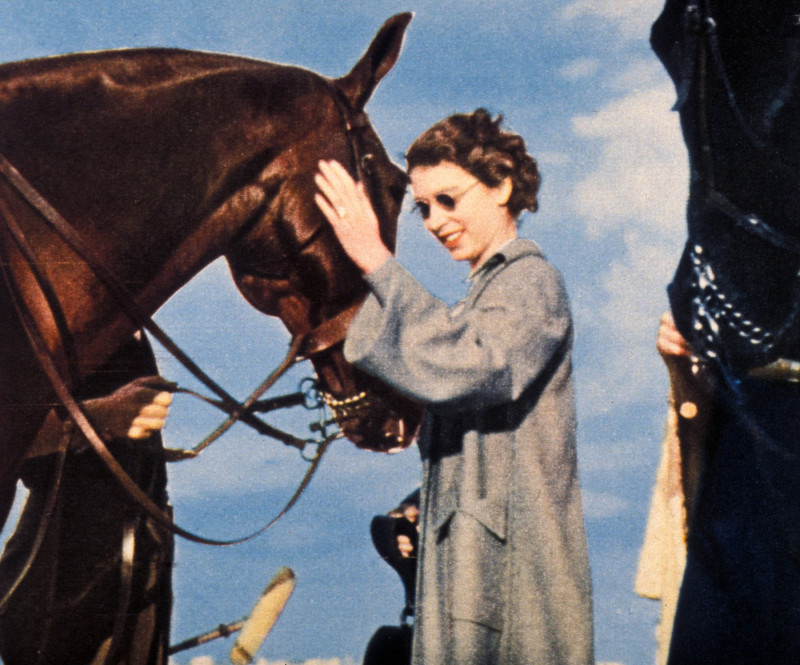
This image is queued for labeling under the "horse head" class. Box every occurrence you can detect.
[224,13,423,451]
[0,13,422,504]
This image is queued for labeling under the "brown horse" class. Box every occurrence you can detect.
[0,13,422,531]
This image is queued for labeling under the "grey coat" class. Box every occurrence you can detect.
[345,239,593,665]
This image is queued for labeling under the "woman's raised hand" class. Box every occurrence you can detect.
[314,159,392,274]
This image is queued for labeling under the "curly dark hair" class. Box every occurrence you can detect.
[405,108,540,217]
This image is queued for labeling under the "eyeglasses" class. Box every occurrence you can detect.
[413,179,481,220]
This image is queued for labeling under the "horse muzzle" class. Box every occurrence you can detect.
[322,388,422,453]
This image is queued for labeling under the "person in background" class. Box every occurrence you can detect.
[316,109,594,665]
[363,488,420,665]
[0,334,175,665]
[645,305,800,664]
[636,312,714,665]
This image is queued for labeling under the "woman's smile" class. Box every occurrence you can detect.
[438,227,463,248]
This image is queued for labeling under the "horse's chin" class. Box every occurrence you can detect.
[325,391,422,453]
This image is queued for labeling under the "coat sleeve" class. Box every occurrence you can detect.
[343,255,572,412]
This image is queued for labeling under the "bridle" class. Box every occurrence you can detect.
[667,2,800,554]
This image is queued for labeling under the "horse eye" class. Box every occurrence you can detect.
[361,153,375,176]
[389,183,408,204]
[435,194,456,210]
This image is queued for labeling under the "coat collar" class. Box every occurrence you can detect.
[467,238,545,282]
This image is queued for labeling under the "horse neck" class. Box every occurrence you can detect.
[0,53,312,376]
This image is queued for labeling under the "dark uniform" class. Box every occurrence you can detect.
[0,335,173,665]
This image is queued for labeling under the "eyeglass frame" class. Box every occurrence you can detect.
[412,178,482,221]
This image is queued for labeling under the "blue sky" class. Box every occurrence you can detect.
[0,2,688,663]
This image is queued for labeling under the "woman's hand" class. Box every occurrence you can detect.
[314,159,392,274]
[397,534,414,558]
[656,311,692,358]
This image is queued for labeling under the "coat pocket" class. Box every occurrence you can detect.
[445,510,506,630]
[458,498,508,541]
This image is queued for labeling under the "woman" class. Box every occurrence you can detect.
[316,109,593,664]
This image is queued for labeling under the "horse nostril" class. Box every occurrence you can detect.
[383,417,406,445]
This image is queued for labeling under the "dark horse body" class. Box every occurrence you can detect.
[0,13,422,529]
[653,1,800,368]
[652,3,800,663]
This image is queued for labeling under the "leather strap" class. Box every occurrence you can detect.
[0,162,328,545]
[298,300,363,358]
[0,152,271,424]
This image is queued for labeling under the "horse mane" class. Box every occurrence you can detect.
[0,48,294,96]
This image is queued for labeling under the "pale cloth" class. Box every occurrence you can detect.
[635,389,688,665]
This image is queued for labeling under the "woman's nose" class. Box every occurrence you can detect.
[424,205,447,233]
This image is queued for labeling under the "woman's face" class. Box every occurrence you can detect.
[409,161,516,270]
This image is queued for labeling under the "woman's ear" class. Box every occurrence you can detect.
[495,177,513,207]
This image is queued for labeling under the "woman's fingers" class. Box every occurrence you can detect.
[319,159,358,197]
[315,159,391,273]
[314,191,348,230]
[314,169,340,210]
[315,161,347,204]
[315,160,363,217]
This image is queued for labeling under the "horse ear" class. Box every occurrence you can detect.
[335,12,412,109]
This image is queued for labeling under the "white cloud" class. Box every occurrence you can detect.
[609,59,668,92]
[560,56,601,81]
[575,230,682,412]
[580,437,658,474]
[571,82,686,239]
[560,0,664,38]
[597,232,681,348]
[568,70,688,411]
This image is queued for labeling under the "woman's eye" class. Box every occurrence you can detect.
[415,202,431,219]
[435,194,456,210]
